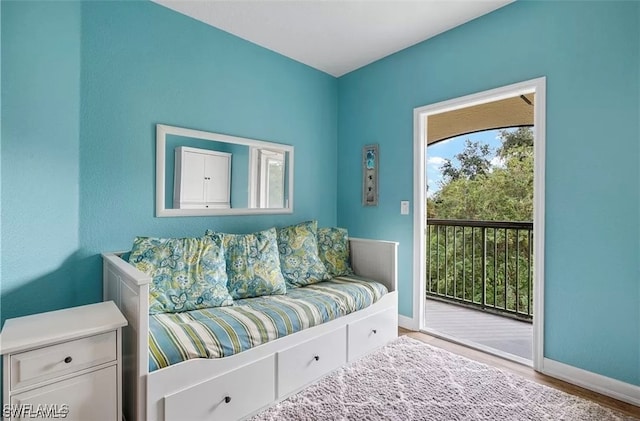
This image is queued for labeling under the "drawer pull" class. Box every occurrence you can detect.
[372,329,377,334]
[313,355,320,361]
[64,356,73,364]
[224,396,231,404]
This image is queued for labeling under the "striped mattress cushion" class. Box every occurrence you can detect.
[149,276,388,372]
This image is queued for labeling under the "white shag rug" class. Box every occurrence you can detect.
[251,336,637,421]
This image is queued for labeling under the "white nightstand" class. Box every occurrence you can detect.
[1,301,127,421]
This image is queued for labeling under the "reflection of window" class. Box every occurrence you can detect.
[249,148,286,208]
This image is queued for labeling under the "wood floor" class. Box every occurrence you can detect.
[399,327,640,419]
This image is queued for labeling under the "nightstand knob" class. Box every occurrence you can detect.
[224,396,231,404]
[372,329,377,334]
[313,355,320,361]
[64,356,73,364]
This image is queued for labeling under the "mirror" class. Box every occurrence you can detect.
[156,124,294,217]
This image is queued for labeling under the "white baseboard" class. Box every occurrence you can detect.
[398,314,418,331]
[542,358,640,407]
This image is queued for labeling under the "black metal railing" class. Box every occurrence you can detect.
[426,219,533,321]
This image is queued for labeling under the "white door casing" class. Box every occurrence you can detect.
[412,77,546,370]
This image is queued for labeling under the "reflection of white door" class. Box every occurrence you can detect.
[249,148,285,208]
[260,150,285,208]
[174,146,231,209]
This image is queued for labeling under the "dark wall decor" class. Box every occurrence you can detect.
[362,144,379,206]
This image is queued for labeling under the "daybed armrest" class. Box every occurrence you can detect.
[102,252,151,287]
[349,238,398,293]
[102,252,150,421]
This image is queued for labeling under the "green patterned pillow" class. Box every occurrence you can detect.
[317,227,354,277]
[276,221,331,288]
[206,228,286,299]
[128,235,233,314]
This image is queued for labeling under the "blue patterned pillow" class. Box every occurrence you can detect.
[206,228,287,299]
[128,235,233,314]
[276,220,331,288]
[317,227,354,277]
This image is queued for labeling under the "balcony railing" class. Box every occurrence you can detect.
[426,219,533,321]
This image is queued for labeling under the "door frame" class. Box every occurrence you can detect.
[412,77,546,369]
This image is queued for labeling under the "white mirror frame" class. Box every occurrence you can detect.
[156,124,294,217]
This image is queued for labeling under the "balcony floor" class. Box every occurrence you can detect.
[424,298,532,361]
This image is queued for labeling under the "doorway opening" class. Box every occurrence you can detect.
[412,78,546,369]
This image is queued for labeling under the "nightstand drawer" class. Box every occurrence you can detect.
[11,331,117,390]
[10,365,117,421]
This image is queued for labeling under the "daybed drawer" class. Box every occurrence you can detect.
[277,326,347,397]
[10,331,117,390]
[348,307,397,361]
[164,355,275,421]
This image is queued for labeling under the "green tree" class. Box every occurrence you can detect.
[497,127,533,157]
[440,140,492,181]
[427,197,442,219]
[431,127,533,221]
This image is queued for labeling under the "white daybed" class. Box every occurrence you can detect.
[103,238,398,421]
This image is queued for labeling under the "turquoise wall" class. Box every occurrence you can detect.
[1,1,82,320]
[1,0,337,328]
[2,0,638,394]
[337,1,639,385]
[78,1,337,299]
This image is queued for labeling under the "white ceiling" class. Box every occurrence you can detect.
[153,0,513,77]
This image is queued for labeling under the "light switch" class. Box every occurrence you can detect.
[401,201,410,215]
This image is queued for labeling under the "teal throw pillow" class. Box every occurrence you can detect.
[128,235,233,314]
[277,220,331,288]
[317,227,354,277]
[206,228,287,299]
